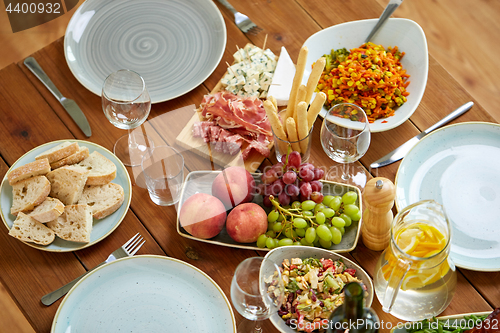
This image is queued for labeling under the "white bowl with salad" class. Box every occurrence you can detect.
[264,246,374,332]
[302,18,428,132]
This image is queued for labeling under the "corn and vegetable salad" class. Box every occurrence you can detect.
[316,42,410,123]
[274,257,365,332]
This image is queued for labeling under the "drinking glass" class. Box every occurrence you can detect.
[231,257,285,333]
[102,69,152,167]
[141,146,184,206]
[320,103,371,190]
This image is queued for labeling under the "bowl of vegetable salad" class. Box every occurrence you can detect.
[264,246,374,332]
[302,18,428,132]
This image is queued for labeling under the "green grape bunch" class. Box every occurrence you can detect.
[256,191,361,249]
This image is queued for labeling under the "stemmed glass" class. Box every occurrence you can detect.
[230,257,284,333]
[102,69,152,167]
[320,103,371,189]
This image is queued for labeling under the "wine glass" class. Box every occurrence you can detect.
[231,257,284,332]
[320,103,371,189]
[102,69,152,167]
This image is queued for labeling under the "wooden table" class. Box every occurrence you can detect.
[1,0,498,332]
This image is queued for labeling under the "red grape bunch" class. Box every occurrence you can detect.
[260,151,325,207]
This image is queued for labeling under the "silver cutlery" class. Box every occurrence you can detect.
[24,57,92,137]
[370,101,474,168]
[217,0,262,35]
[41,233,145,306]
[365,0,404,43]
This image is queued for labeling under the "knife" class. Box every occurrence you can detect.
[370,101,474,168]
[23,57,92,137]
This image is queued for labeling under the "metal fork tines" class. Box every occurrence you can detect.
[217,0,262,35]
[41,233,145,306]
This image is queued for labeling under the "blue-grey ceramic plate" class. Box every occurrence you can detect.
[395,122,500,271]
[51,255,236,332]
[64,0,226,103]
[0,140,132,252]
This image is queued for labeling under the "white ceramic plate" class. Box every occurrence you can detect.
[264,246,374,333]
[390,311,492,333]
[51,255,236,332]
[177,171,363,252]
[302,18,428,132]
[395,122,500,271]
[1,140,132,252]
[64,0,226,103]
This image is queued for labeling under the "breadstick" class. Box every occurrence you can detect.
[285,117,301,153]
[307,92,327,131]
[305,57,326,105]
[294,84,307,124]
[285,46,308,121]
[296,101,309,153]
[263,100,288,154]
[267,96,277,110]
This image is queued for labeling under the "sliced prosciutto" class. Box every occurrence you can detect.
[193,92,273,160]
[200,91,272,138]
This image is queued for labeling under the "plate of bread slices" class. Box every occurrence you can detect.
[0,140,132,251]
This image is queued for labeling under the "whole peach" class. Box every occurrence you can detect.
[212,166,256,209]
[226,203,267,243]
[179,193,226,239]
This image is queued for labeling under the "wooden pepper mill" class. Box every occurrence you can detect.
[361,177,396,251]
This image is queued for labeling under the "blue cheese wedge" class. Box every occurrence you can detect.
[221,44,277,98]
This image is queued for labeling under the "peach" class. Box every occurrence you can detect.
[226,203,267,243]
[179,193,226,239]
[211,166,255,209]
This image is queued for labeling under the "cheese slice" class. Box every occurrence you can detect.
[267,47,296,106]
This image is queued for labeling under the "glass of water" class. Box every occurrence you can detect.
[141,146,184,206]
[230,257,284,332]
[320,103,371,190]
[102,69,152,167]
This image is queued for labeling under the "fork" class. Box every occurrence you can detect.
[41,233,145,306]
[217,0,262,35]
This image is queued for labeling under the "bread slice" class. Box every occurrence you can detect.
[35,142,79,163]
[28,197,64,223]
[46,204,93,243]
[78,183,124,219]
[7,158,51,185]
[77,151,116,185]
[11,176,51,215]
[46,165,89,205]
[50,146,90,169]
[8,212,55,245]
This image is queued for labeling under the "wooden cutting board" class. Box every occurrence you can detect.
[175,50,274,173]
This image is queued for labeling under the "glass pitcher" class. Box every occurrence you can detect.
[373,200,457,321]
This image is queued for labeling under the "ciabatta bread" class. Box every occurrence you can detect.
[50,146,90,169]
[7,158,51,185]
[8,212,55,245]
[78,183,124,219]
[77,151,116,185]
[11,176,51,215]
[46,204,93,243]
[35,141,79,163]
[28,197,64,223]
[46,165,89,205]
